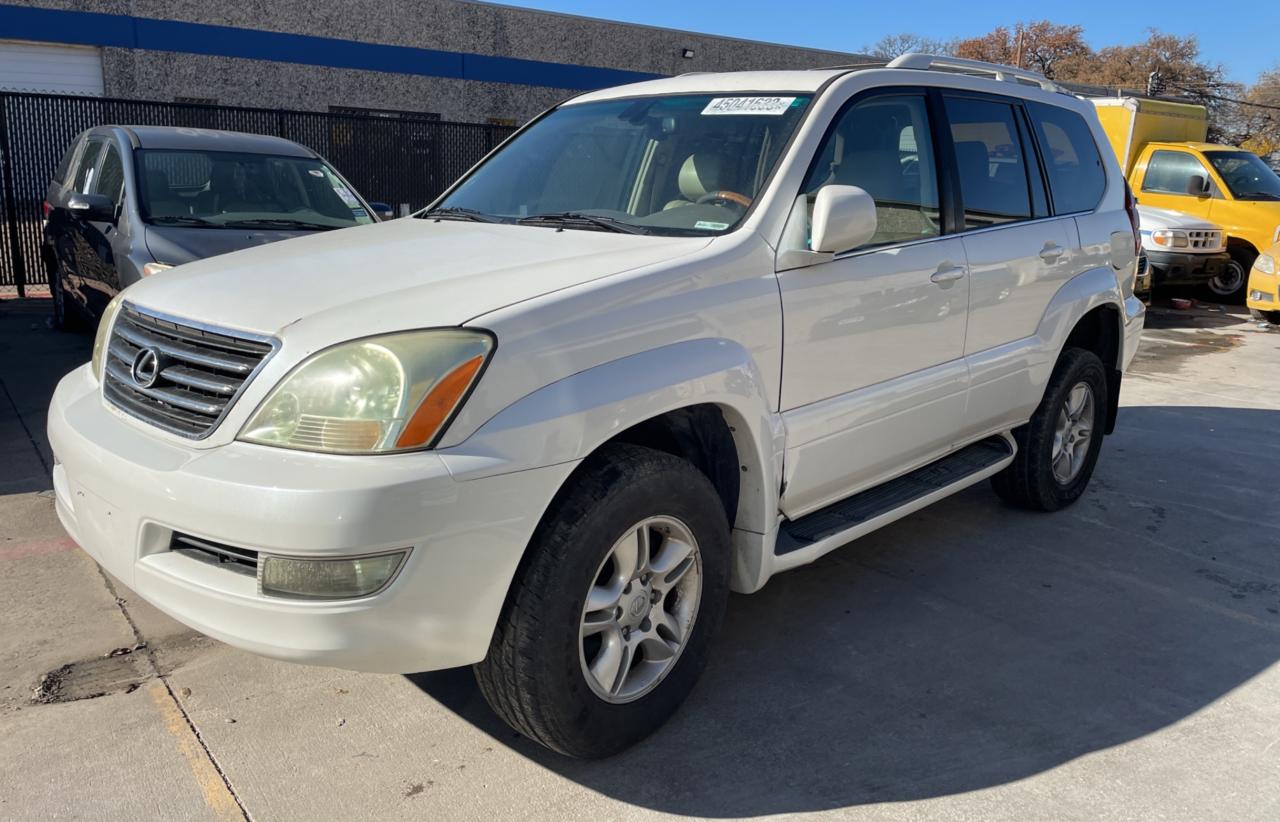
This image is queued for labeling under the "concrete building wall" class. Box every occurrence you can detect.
[12,0,862,123]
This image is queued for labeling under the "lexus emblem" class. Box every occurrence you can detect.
[130,347,162,388]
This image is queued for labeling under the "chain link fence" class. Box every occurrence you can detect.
[0,91,517,295]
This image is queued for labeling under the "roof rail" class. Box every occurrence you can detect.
[886,53,1062,93]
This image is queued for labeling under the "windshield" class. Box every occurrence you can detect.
[1204,151,1280,201]
[136,149,376,228]
[434,94,813,235]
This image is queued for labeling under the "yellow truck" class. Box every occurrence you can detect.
[1093,97,1280,301]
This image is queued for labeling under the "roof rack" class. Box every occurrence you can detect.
[886,53,1063,93]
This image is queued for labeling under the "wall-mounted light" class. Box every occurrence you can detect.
[681,48,695,59]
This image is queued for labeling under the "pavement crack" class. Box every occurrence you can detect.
[95,566,252,821]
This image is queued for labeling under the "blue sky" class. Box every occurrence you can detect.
[496,1,1274,85]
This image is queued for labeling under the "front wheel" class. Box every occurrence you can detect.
[991,347,1108,511]
[474,443,731,758]
[1205,251,1253,303]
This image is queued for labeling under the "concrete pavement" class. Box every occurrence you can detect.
[2,295,1279,821]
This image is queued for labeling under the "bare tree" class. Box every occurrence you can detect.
[863,33,955,60]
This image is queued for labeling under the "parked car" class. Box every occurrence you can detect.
[1093,96,1280,302]
[1247,241,1279,323]
[41,126,391,329]
[49,54,1144,758]
[1136,205,1232,296]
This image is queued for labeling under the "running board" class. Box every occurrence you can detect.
[772,434,1015,567]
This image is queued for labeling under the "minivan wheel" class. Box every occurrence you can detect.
[474,443,731,758]
[991,347,1108,512]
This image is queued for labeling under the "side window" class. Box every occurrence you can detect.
[1142,150,1211,196]
[92,143,125,206]
[944,96,1034,229]
[801,93,941,249]
[1028,102,1106,214]
[53,138,81,185]
[72,139,105,194]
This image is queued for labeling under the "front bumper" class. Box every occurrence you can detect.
[1144,249,1231,286]
[48,364,575,673]
[1247,266,1278,313]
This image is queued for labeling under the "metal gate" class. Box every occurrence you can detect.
[0,91,516,295]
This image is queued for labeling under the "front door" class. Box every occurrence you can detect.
[1133,147,1216,219]
[776,90,970,518]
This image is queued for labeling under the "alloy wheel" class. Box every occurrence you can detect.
[1051,382,1095,484]
[579,516,702,704]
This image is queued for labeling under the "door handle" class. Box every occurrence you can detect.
[930,265,967,284]
[1039,242,1066,262]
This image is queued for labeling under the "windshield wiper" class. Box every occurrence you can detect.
[148,215,219,228]
[516,212,649,234]
[223,218,341,231]
[1235,191,1280,201]
[421,206,506,224]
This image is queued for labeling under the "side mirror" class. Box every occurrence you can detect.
[1186,174,1209,196]
[67,192,117,222]
[811,185,877,253]
[369,201,395,220]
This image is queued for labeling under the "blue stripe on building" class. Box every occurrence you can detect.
[0,3,665,90]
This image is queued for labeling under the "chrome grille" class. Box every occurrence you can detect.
[103,304,276,438]
[1187,229,1223,251]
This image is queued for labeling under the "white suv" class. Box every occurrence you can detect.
[49,55,1144,757]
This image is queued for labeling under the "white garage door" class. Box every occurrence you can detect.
[0,40,104,96]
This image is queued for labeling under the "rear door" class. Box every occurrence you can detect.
[943,94,1077,437]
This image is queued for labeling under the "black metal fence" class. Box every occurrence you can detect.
[0,91,517,295]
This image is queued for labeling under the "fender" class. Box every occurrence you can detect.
[439,337,785,542]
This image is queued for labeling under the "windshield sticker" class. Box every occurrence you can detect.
[332,183,360,207]
[702,96,797,116]
[308,169,325,177]
[694,220,730,230]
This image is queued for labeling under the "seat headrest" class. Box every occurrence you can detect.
[678,154,722,201]
[954,141,990,171]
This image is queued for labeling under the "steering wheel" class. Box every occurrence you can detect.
[696,190,753,209]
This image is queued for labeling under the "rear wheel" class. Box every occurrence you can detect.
[474,443,731,758]
[48,263,81,332]
[992,348,1108,511]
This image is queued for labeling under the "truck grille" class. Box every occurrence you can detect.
[1187,229,1223,250]
[103,304,276,439]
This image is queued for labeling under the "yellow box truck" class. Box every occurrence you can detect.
[1093,96,1280,301]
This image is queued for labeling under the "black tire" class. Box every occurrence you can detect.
[1205,249,1254,304]
[991,348,1108,512]
[474,443,731,758]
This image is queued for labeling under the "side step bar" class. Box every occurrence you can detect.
[772,434,1015,567]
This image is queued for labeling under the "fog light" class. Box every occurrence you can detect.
[1251,290,1274,303]
[259,550,408,599]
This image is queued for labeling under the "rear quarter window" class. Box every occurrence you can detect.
[1028,103,1106,214]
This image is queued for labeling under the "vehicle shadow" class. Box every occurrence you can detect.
[408,404,1280,816]
[0,297,91,494]
[1143,295,1248,331]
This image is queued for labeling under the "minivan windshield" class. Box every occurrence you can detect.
[136,149,376,229]
[432,94,813,235]
[1204,151,1280,201]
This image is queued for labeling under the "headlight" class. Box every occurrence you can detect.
[240,329,493,453]
[1151,229,1188,248]
[141,262,174,277]
[90,293,126,382]
[1256,254,1277,275]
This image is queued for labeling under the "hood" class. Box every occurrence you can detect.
[1136,205,1221,231]
[143,224,314,266]
[124,218,712,336]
